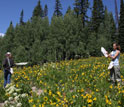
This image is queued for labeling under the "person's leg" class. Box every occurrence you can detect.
[110,68,115,82]
[7,73,11,84]
[114,66,121,82]
[4,70,8,88]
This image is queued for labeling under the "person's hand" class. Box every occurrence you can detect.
[108,54,112,58]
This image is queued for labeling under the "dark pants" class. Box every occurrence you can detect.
[4,70,11,88]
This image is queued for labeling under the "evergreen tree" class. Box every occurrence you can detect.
[0,37,4,68]
[92,0,105,32]
[20,9,24,25]
[44,4,48,17]
[74,0,89,27]
[110,13,116,43]
[54,0,63,16]
[98,0,104,21]
[92,0,98,32]
[80,0,89,26]
[74,0,80,17]
[119,0,124,52]
[66,6,71,14]
[32,0,43,18]
[3,21,15,52]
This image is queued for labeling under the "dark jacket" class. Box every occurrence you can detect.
[3,58,14,71]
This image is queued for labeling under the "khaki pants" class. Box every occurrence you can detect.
[110,65,121,82]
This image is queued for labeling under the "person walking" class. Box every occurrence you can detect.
[3,52,14,88]
[108,43,121,85]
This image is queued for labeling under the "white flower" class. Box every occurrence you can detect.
[9,89,15,94]
[14,95,20,101]
[17,103,22,107]
[9,97,13,101]
[21,93,27,98]
[10,106,14,107]
[4,100,8,104]
[5,84,12,89]
[13,93,17,96]
[6,86,16,93]
[16,89,21,92]
[6,88,11,92]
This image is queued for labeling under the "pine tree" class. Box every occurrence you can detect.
[119,0,124,52]
[44,4,48,17]
[54,0,63,17]
[0,37,5,67]
[4,21,15,52]
[98,0,104,21]
[92,0,98,32]
[20,9,24,25]
[74,0,89,27]
[92,0,105,32]
[109,13,116,43]
[74,0,80,17]
[66,6,71,14]
[32,0,43,18]
[80,0,89,26]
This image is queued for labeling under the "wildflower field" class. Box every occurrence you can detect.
[1,55,124,107]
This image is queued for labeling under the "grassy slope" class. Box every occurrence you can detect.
[1,55,124,106]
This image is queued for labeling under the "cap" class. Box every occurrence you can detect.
[6,52,11,55]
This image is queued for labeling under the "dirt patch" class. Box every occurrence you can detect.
[32,86,44,96]
[0,103,4,107]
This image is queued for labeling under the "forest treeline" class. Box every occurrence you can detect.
[0,0,124,66]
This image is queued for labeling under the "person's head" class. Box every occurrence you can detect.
[6,52,12,58]
[113,43,121,51]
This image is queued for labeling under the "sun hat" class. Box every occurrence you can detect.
[6,52,11,55]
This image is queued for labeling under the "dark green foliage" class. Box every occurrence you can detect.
[104,8,116,44]
[32,0,44,18]
[119,0,124,52]
[92,0,105,32]
[54,0,63,16]
[87,8,116,56]
[74,0,80,17]
[0,87,7,102]
[3,22,15,53]
[66,6,71,14]
[44,4,48,17]
[87,32,98,56]
[20,9,24,25]
[74,0,89,27]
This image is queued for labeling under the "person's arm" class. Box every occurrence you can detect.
[2,59,6,68]
[3,58,11,69]
[106,51,111,57]
[11,59,15,67]
[108,51,120,60]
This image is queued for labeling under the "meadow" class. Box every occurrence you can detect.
[1,55,124,107]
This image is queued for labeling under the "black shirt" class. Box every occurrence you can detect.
[3,58,14,71]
